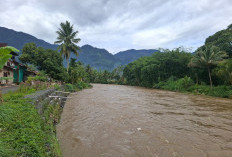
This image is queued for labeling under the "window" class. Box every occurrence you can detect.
[3,72,7,77]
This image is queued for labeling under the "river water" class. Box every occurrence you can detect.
[57,84,232,157]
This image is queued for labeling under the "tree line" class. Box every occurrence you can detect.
[121,24,232,97]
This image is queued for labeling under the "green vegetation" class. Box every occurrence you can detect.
[0,46,19,101]
[154,77,232,98]
[121,24,232,98]
[123,47,193,87]
[204,24,232,57]
[122,46,232,98]
[19,43,67,81]
[0,21,89,156]
[25,72,49,84]
[0,46,18,69]
[55,21,81,72]
[64,82,91,92]
[189,45,228,87]
[214,59,232,85]
[0,79,90,156]
[0,84,62,157]
[85,65,125,84]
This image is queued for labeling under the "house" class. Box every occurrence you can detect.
[0,43,36,85]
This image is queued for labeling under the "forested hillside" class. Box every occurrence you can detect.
[70,45,121,70]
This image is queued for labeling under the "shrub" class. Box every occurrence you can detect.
[64,82,91,92]
[75,81,89,90]
[154,76,194,92]
[153,76,232,98]
[26,72,48,84]
[54,84,61,90]
[64,83,75,92]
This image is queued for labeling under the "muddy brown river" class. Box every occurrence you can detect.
[57,84,232,157]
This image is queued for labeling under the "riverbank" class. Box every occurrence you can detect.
[102,81,232,99]
[152,77,232,98]
[0,82,91,157]
[0,84,63,156]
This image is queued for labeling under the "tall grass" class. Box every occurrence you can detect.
[0,84,62,157]
[153,76,232,98]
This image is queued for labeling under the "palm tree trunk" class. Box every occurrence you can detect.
[67,58,69,72]
[208,66,213,88]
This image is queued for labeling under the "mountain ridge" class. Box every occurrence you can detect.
[0,26,158,70]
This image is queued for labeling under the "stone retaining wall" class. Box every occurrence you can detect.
[25,88,69,115]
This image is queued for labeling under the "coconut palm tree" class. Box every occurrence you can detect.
[189,45,228,87]
[55,21,81,72]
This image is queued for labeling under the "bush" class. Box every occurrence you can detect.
[64,83,75,92]
[75,81,89,90]
[153,76,232,98]
[54,84,61,90]
[26,72,48,84]
[190,85,232,98]
[64,82,91,92]
[154,76,194,92]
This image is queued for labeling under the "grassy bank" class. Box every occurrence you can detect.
[0,84,62,157]
[153,76,232,98]
[0,81,90,157]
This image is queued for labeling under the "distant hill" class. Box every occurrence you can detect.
[114,49,158,65]
[0,27,57,51]
[0,26,158,70]
[72,45,121,70]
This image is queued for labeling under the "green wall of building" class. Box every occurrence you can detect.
[13,65,26,83]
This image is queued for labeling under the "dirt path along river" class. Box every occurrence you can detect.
[57,84,232,157]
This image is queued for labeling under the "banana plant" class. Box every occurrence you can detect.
[0,46,19,102]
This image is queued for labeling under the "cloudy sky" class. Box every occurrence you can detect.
[0,0,232,53]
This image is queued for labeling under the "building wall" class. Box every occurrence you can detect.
[0,68,14,84]
[13,65,26,83]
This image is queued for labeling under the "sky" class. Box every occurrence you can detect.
[0,0,232,54]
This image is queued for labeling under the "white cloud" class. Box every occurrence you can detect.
[0,0,232,53]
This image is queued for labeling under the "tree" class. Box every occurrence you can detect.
[68,58,86,84]
[189,45,228,87]
[55,21,81,72]
[85,64,94,82]
[123,48,193,87]
[214,59,232,85]
[204,23,232,57]
[19,43,67,81]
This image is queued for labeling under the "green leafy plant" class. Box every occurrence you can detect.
[0,46,19,102]
[0,46,18,69]
[214,59,232,85]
